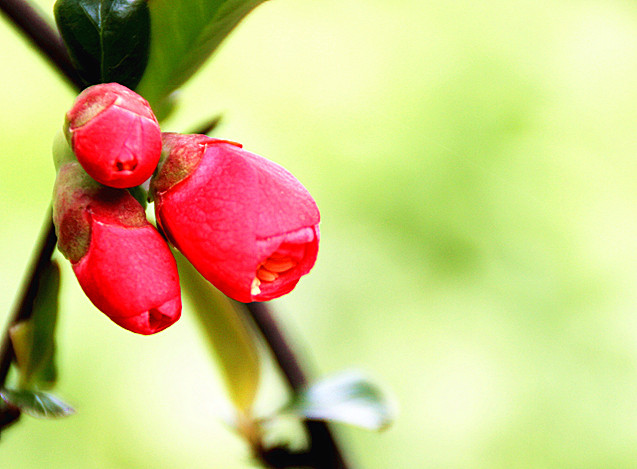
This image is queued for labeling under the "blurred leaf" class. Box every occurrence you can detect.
[176,252,260,413]
[283,370,395,431]
[54,0,151,89]
[136,0,267,115]
[9,261,60,390]
[0,388,75,419]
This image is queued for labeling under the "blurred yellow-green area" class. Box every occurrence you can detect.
[4,0,637,467]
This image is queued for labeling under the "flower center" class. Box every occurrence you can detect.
[251,255,297,296]
[114,156,137,172]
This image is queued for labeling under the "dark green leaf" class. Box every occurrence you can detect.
[54,0,151,89]
[10,261,60,389]
[176,253,260,413]
[0,388,75,419]
[136,0,267,115]
[284,371,396,431]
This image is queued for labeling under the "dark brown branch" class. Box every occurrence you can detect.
[246,302,308,388]
[0,216,56,385]
[246,302,351,469]
[0,0,83,90]
[0,215,57,434]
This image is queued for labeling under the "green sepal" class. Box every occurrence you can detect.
[9,261,61,390]
[0,388,75,419]
[54,0,151,89]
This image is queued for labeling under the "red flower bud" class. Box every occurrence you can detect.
[53,162,181,334]
[65,83,161,189]
[151,133,320,303]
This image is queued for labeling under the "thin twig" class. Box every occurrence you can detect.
[246,302,351,469]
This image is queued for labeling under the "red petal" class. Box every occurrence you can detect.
[68,83,161,189]
[72,215,181,334]
[155,138,320,303]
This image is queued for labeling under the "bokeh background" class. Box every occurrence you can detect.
[3,0,637,467]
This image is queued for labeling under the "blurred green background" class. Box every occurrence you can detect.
[3,0,637,467]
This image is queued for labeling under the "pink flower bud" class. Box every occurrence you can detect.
[150,133,320,303]
[65,83,161,189]
[53,162,181,334]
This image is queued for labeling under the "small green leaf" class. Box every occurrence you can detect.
[284,371,396,431]
[9,261,60,390]
[176,252,260,413]
[54,0,151,89]
[136,0,267,115]
[0,388,75,419]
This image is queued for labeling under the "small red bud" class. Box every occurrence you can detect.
[151,133,320,303]
[65,83,161,189]
[53,162,181,335]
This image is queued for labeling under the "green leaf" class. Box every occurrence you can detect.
[0,388,75,419]
[136,0,267,115]
[54,0,151,89]
[9,261,60,390]
[176,252,260,413]
[283,371,396,431]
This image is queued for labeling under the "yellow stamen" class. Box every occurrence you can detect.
[256,267,278,282]
[262,257,297,273]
